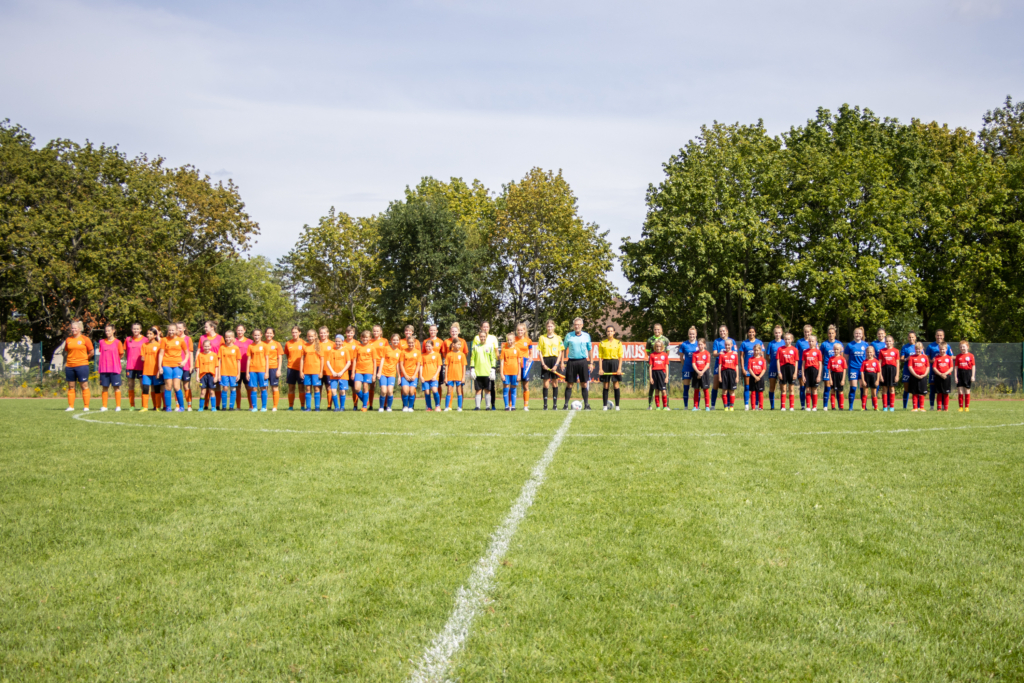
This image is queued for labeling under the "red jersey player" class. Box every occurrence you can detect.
[827,345,847,410]
[649,340,670,410]
[932,342,955,411]
[802,337,823,411]
[879,335,900,411]
[860,346,881,410]
[955,340,975,411]
[717,339,740,411]
[776,333,799,411]
[691,339,712,411]
[907,342,931,412]
[747,346,767,410]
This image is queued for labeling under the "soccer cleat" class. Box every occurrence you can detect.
[958,407,964,412]
[745,404,750,411]
[647,405,653,410]
[812,408,817,412]
[965,407,970,412]
[272,408,277,412]
[692,407,698,412]
[138,407,148,412]
[444,407,451,412]
[386,408,393,412]
[83,407,90,412]
[115,407,121,412]
[456,407,461,412]
[705,407,711,412]
[379,408,385,413]
[187,407,193,412]
[524,406,529,412]
[603,405,609,411]
[665,407,671,411]
[823,407,828,411]
[100,407,108,412]
[261,408,268,412]
[615,406,620,411]
[361,408,368,412]
[288,406,294,411]
[65,407,75,412]
[251,408,257,412]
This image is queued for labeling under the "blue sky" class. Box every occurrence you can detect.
[3,0,1022,290]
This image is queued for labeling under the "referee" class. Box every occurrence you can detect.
[561,317,594,410]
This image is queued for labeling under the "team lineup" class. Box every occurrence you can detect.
[59,317,978,414]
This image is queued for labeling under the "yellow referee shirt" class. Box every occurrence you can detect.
[537,334,564,358]
[598,338,624,359]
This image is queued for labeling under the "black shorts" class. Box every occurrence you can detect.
[880,365,897,388]
[566,359,590,385]
[804,366,819,388]
[911,376,929,395]
[540,357,561,380]
[438,364,446,385]
[748,374,765,392]
[286,368,302,385]
[863,372,878,388]
[474,376,491,392]
[268,368,279,387]
[720,368,737,391]
[779,364,797,386]
[935,374,952,394]
[956,369,972,388]
[127,369,144,380]
[693,371,712,390]
[601,359,621,382]
[200,374,217,390]
[651,369,667,392]
[238,374,249,387]
[181,369,192,383]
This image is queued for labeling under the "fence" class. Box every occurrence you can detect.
[0,341,45,383]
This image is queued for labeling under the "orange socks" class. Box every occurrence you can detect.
[523,388,529,406]
[273,388,280,408]
[128,388,136,407]
[82,387,91,408]
[115,389,122,408]
[101,389,109,408]
[141,393,149,409]
[67,387,76,408]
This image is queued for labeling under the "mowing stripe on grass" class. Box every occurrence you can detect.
[569,421,1024,439]
[408,410,576,683]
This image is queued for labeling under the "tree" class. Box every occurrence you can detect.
[204,255,296,334]
[491,168,615,336]
[276,208,380,333]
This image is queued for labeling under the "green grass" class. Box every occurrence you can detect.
[1,398,1023,681]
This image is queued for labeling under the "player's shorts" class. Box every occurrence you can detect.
[936,374,952,394]
[200,374,217,390]
[438,365,446,385]
[768,361,778,379]
[286,368,302,385]
[474,376,491,392]
[956,369,972,389]
[565,358,590,384]
[804,367,819,389]
[401,377,418,388]
[354,372,374,384]
[141,373,159,387]
[329,378,349,391]
[502,374,518,387]
[862,372,878,389]
[238,374,249,387]
[749,375,765,392]
[127,369,144,380]
[881,365,898,388]
[303,373,321,387]
[423,380,439,391]
[779,364,797,386]
[911,376,928,395]
[379,376,395,388]
[161,366,183,380]
[99,372,121,388]
[519,365,530,382]
[832,378,844,392]
[847,368,861,382]
[720,368,738,391]
[651,369,667,392]
[250,373,268,389]
[221,376,238,388]
[901,367,911,383]
[681,365,692,381]
[181,369,192,383]
[600,359,620,382]
[540,357,561,381]
[821,366,831,382]
[268,368,279,387]
[693,371,712,390]
[446,380,463,387]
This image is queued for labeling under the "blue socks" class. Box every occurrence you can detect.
[313,392,321,410]
[769,391,775,409]
[848,387,856,410]
[903,390,910,409]
[744,385,750,407]
[711,389,718,408]
[503,385,510,407]
[800,385,806,408]
[164,389,172,410]
[433,391,440,408]
[260,389,267,410]
[929,385,935,408]
[457,394,463,409]
[510,387,516,409]
[823,386,831,407]
[175,389,184,409]
[425,393,433,410]
[683,388,690,408]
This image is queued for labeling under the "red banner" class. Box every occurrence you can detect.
[527,342,683,362]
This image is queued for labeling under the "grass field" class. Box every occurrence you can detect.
[1,398,1023,682]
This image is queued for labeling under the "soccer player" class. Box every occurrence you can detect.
[369,324,389,410]
[747,345,767,410]
[399,336,422,412]
[315,326,331,409]
[499,333,521,410]
[776,333,799,411]
[649,340,670,410]
[879,335,900,412]
[198,321,224,409]
[157,323,187,412]
[819,325,842,410]
[376,334,401,412]
[677,326,699,410]
[97,323,124,412]
[400,325,422,353]
[871,328,887,359]
[765,325,785,410]
[342,326,360,407]
[691,338,712,411]
[442,324,468,410]
[900,332,918,410]
[795,324,813,409]
[598,325,623,411]
[537,320,564,410]
[177,323,194,410]
[219,331,242,410]
[512,323,534,410]
[645,324,671,409]
[247,329,270,412]
[470,327,495,411]
[711,325,737,409]
[955,340,975,411]
[739,327,763,410]
[802,336,822,411]
[479,321,501,409]
[63,321,94,411]
[139,327,162,412]
[124,323,146,410]
[932,342,955,412]
[285,327,305,410]
[443,334,467,412]
[562,318,594,410]
[925,329,946,410]
[235,325,253,410]
[264,328,284,411]
[421,339,443,411]
[196,339,218,411]
[348,330,372,412]
[845,327,869,411]
[717,339,740,411]
[860,346,881,411]
[325,333,352,412]
[907,342,930,412]
[299,329,324,411]
[827,343,847,410]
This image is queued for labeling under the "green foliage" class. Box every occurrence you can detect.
[204,255,296,335]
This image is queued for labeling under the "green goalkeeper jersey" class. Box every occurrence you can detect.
[646,334,671,356]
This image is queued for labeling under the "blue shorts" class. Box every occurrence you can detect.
[127,369,144,380]
[200,374,217,390]
[303,373,321,387]
[221,376,238,388]
[519,366,530,381]
[821,367,831,382]
[681,369,692,380]
[503,374,518,386]
[354,372,374,384]
[250,373,267,388]
[286,368,302,385]
[329,378,349,391]
[901,369,911,383]
[848,368,861,381]
[379,376,395,388]
[161,366,183,380]
[99,372,121,387]
[268,368,279,387]
[65,366,90,383]
[446,380,463,387]
[141,374,159,387]
[423,380,438,391]
[401,377,418,388]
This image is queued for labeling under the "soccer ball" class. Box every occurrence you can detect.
[571,400,583,410]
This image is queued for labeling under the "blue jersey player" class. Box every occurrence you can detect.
[870,328,887,360]
[676,326,699,409]
[899,331,918,409]
[819,324,842,409]
[765,325,785,410]
[739,327,763,410]
[845,327,869,410]
[925,329,946,410]
[711,325,737,409]
[795,324,813,408]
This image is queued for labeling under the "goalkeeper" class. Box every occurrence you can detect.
[645,324,671,409]
[470,327,497,410]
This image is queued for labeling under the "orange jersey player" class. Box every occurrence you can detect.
[284,326,305,410]
[63,321,94,411]
[420,339,443,411]
[376,334,401,412]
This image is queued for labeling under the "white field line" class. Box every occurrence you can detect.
[407,410,576,683]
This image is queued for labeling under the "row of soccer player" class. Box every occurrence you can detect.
[645,324,977,412]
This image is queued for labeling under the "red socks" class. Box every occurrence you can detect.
[654,395,661,408]
[811,393,818,409]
